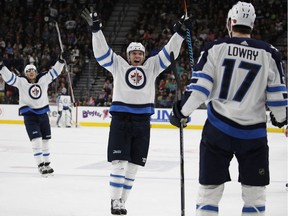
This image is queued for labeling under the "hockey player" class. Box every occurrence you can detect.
[170,1,287,216]
[56,89,72,128]
[81,8,192,215]
[0,52,69,177]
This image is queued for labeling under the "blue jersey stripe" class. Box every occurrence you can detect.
[187,85,210,97]
[96,48,111,61]
[162,47,170,61]
[49,71,55,80]
[207,104,267,139]
[20,105,50,115]
[110,102,154,115]
[101,56,114,68]
[7,73,16,85]
[266,100,288,106]
[267,86,287,92]
[193,72,214,83]
[52,68,58,78]
[158,56,167,70]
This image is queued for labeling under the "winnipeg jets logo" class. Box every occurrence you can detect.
[131,71,142,84]
[29,84,42,99]
[125,67,146,89]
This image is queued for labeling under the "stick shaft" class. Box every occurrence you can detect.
[55,22,64,53]
[170,52,185,216]
[54,20,76,105]
[66,66,75,104]
[183,0,194,75]
[183,0,188,18]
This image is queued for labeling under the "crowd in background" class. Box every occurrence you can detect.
[0,0,115,104]
[0,0,287,108]
[121,0,287,108]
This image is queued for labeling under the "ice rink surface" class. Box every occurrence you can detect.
[0,124,287,216]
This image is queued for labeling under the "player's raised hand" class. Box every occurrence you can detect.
[59,50,70,64]
[81,8,102,32]
[173,15,193,38]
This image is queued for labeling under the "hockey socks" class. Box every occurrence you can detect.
[31,138,43,165]
[109,161,139,215]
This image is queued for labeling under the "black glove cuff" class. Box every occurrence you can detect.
[173,101,186,119]
[173,16,193,38]
[270,112,287,128]
[91,20,102,32]
[169,101,188,128]
[91,12,102,32]
[58,57,65,64]
[173,22,187,38]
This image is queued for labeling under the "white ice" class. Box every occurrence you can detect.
[0,124,287,216]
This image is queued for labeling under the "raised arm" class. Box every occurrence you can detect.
[81,8,124,74]
[144,15,193,75]
[0,55,20,87]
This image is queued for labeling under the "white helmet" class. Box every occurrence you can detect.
[24,64,37,74]
[126,42,145,59]
[226,1,256,36]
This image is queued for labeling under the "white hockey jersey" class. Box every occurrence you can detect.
[92,30,184,115]
[181,37,287,139]
[0,61,65,115]
[57,95,72,111]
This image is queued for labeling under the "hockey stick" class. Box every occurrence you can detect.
[48,2,77,118]
[183,0,194,75]
[55,25,76,106]
[170,52,185,216]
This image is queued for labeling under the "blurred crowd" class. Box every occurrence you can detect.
[122,0,287,108]
[0,0,115,104]
[0,0,287,108]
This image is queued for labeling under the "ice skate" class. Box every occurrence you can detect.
[44,162,54,176]
[38,162,48,177]
[119,199,127,215]
[111,199,122,215]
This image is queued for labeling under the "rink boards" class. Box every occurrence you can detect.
[0,104,284,133]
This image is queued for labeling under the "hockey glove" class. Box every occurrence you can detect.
[173,15,193,39]
[270,111,287,128]
[81,8,102,32]
[58,50,70,64]
[170,100,188,128]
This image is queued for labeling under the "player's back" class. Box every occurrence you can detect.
[198,37,282,128]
